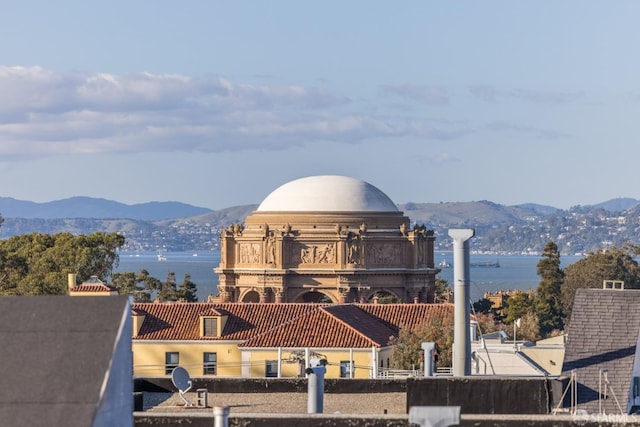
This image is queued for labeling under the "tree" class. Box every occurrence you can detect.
[178,273,198,302]
[561,244,640,319]
[111,269,161,302]
[390,310,499,370]
[473,311,499,337]
[157,272,181,301]
[502,290,534,324]
[534,241,565,336]
[433,277,451,303]
[390,314,454,370]
[371,291,402,304]
[0,232,125,295]
[472,298,494,314]
[502,311,540,342]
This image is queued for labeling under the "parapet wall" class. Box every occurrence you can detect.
[407,377,559,414]
[135,414,636,427]
[135,377,407,394]
[136,376,562,415]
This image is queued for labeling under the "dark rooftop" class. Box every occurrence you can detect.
[562,288,640,414]
[0,295,131,427]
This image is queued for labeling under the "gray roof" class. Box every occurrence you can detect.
[562,288,640,414]
[0,296,131,427]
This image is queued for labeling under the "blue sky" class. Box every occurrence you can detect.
[1,1,639,210]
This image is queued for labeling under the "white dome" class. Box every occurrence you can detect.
[256,175,398,212]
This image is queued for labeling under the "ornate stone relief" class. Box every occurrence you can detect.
[239,243,262,264]
[366,243,401,265]
[293,242,336,264]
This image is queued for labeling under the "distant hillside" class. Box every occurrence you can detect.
[180,201,543,232]
[3,196,640,254]
[513,203,559,215]
[589,197,640,212]
[398,200,542,228]
[0,196,212,220]
[157,204,259,228]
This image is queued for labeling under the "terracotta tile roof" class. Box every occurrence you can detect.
[132,302,453,349]
[198,307,226,316]
[70,283,117,293]
[240,305,397,348]
[356,303,454,332]
[132,302,320,341]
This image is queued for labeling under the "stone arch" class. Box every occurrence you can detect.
[240,290,260,303]
[292,290,335,303]
[368,289,402,304]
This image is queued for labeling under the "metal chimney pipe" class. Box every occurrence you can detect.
[448,228,475,377]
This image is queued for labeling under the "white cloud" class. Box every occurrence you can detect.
[0,68,577,161]
[0,67,472,159]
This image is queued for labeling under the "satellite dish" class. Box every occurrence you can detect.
[171,366,193,406]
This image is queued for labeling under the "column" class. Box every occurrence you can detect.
[449,228,475,377]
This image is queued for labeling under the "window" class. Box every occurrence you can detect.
[165,352,179,374]
[265,360,278,378]
[203,352,217,375]
[203,317,217,336]
[340,360,353,378]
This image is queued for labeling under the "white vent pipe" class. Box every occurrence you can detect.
[449,228,475,377]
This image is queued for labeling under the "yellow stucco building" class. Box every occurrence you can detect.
[131,302,453,379]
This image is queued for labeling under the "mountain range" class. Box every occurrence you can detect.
[2,195,639,221]
[0,196,211,220]
[1,196,640,255]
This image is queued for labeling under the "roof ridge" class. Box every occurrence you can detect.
[321,304,394,346]
[239,307,386,348]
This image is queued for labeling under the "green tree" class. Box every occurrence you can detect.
[371,291,402,304]
[433,277,451,303]
[0,232,125,295]
[157,272,181,301]
[502,290,534,324]
[561,244,640,318]
[535,241,565,336]
[111,269,161,302]
[178,273,198,302]
[472,298,494,314]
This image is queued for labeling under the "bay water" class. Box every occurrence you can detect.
[116,251,583,302]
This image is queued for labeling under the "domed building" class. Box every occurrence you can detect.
[214,175,439,304]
